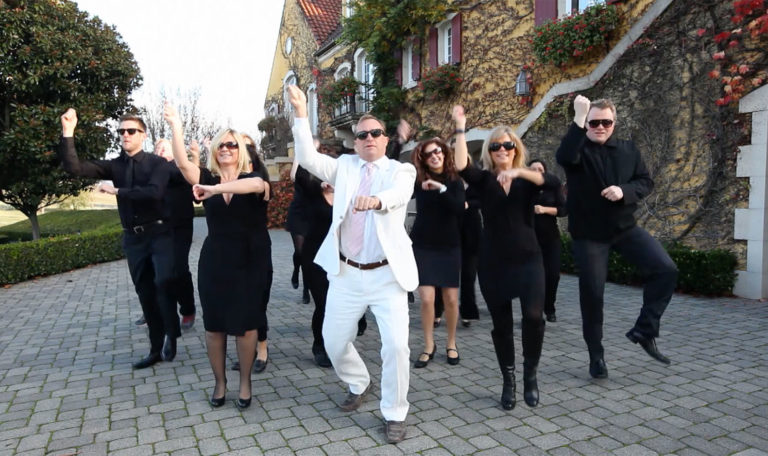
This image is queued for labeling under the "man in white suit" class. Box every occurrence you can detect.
[288,86,417,444]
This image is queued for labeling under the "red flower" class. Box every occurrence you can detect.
[739,64,750,74]
[696,28,707,37]
[714,31,731,43]
[728,40,740,48]
[708,69,721,79]
[713,51,726,60]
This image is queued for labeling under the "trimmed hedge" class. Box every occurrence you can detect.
[0,227,124,285]
[560,234,738,296]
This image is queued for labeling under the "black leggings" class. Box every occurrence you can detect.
[478,255,546,362]
[538,237,561,316]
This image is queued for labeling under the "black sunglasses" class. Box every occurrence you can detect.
[587,119,614,128]
[488,141,516,152]
[218,141,238,150]
[421,147,442,159]
[117,128,144,136]
[355,129,384,140]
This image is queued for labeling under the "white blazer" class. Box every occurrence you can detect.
[292,118,418,291]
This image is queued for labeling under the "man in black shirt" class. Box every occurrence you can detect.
[59,109,180,369]
[556,95,678,379]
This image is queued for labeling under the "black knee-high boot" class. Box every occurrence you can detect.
[522,318,544,407]
[491,329,516,410]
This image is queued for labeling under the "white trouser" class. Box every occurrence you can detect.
[323,261,410,421]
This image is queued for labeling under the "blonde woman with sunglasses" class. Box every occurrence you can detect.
[453,106,559,411]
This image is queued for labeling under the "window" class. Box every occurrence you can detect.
[561,0,604,15]
[343,0,355,18]
[401,41,417,88]
[282,71,297,120]
[307,84,318,135]
[437,15,454,65]
[333,63,353,116]
[355,49,375,112]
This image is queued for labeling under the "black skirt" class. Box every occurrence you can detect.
[414,245,461,288]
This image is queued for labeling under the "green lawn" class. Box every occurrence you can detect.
[0,209,121,242]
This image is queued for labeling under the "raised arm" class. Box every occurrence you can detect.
[452,105,468,171]
[287,85,337,183]
[58,108,111,179]
[188,140,201,167]
[556,95,590,166]
[164,102,201,185]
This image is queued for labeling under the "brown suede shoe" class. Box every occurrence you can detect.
[339,383,371,412]
[384,420,407,443]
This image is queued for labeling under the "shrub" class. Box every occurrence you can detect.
[532,3,619,67]
[0,227,124,285]
[418,64,462,100]
[318,76,360,109]
[559,234,738,296]
[267,168,294,229]
[0,209,121,242]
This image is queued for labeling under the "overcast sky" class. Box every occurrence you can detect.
[74,0,284,139]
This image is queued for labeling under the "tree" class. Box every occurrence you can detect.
[0,0,141,239]
[139,87,221,166]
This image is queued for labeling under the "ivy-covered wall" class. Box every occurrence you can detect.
[522,0,749,265]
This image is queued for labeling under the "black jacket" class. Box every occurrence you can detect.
[556,122,653,241]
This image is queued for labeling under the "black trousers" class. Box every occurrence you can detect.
[478,252,546,363]
[171,224,195,317]
[258,245,273,343]
[572,225,678,357]
[123,230,180,353]
[459,252,479,320]
[538,236,561,317]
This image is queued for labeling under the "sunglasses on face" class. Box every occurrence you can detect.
[587,119,614,128]
[421,147,442,159]
[117,128,144,136]
[355,129,384,140]
[488,141,516,152]
[218,142,238,150]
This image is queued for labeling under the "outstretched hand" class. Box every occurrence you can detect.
[286,85,308,118]
[397,119,412,144]
[61,108,78,136]
[421,179,443,191]
[496,169,520,187]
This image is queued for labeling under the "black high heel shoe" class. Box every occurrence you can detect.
[414,344,436,368]
[210,381,226,407]
[234,397,252,410]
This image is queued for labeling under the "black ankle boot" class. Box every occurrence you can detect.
[523,359,539,407]
[491,329,516,410]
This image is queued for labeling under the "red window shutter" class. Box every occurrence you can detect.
[451,13,462,64]
[394,48,402,86]
[535,0,557,26]
[428,28,438,68]
[412,38,421,81]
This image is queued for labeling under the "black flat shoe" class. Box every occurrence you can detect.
[546,313,557,323]
[433,318,442,328]
[161,335,177,362]
[626,329,671,365]
[132,352,161,370]
[291,269,299,289]
[234,397,251,410]
[446,347,460,365]
[314,351,332,368]
[253,356,268,373]
[414,345,436,368]
[461,319,471,328]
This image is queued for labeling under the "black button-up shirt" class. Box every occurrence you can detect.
[58,137,171,230]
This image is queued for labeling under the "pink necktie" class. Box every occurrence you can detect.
[343,162,374,258]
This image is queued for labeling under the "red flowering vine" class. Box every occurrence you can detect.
[704,0,768,106]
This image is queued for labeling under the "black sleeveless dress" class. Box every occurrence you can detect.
[198,168,270,335]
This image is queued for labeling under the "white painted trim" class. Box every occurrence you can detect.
[318,44,345,64]
[734,84,768,299]
[516,0,675,137]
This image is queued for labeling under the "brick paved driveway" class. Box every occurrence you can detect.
[1,219,767,455]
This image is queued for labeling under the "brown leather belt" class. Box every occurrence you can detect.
[340,253,389,270]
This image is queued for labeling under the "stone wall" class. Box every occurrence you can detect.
[522,0,749,264]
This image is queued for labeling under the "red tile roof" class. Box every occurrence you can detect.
[298,0,342,45]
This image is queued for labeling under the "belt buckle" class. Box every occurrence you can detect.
[133,225,145,234]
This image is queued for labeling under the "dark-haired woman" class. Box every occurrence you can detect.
[452,106,558,410]
[410,138,465,368]
[528,159,567,323]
